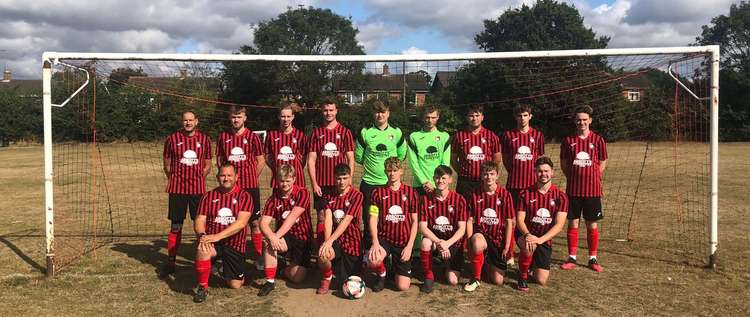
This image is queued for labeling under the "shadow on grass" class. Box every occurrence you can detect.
[0,230,46,274]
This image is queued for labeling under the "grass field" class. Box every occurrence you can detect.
[0,142,748,316]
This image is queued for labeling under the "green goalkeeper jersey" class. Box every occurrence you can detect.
[407,129,451,188]
[355,124,407,185]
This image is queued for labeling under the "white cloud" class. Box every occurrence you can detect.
[355,21,401,52]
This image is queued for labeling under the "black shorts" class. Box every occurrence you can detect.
[244,188,262,221]
[456,177,481,201]
[215,244,247,281]
[568,197,604,221]
[332,241,362,281]
[432,244,464,272]
[478,233,507,271]
[531,243,552,270]
[313,186,337,212]
[167,194,202,224]
[506,188,523,206]
[380,239,412,277]
[280,235,312,267]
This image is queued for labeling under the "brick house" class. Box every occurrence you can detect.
[337,64,431,106]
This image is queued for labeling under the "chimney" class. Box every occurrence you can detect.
[382,64,390,76]
[2,70,10,82]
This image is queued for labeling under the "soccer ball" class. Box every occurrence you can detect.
[342,275,366,299]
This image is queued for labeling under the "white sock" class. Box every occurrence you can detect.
[589,255,597,261]
[569,255,577,261]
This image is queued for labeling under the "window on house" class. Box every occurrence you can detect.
[627,91,640,102]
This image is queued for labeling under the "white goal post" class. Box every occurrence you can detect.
[41,45,720,276]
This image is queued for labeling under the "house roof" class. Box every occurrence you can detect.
[336,73,430,92]
[433,71,457,90]
[0,80,42,93]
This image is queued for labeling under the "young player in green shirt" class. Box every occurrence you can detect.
[407,106,451,196]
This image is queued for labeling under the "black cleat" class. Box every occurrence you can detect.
[420,279,434,294]
[372,275,385,292]
[193,286,208,303]
[517,279,529,292]
[257,281,275,296]
[158,263,175,278]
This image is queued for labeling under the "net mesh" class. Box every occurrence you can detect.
[48,51,712,274]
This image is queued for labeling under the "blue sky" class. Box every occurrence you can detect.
[0,0,735,78]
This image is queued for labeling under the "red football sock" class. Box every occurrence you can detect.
[264,267,277,281]
[316,223,326,245]
[588,228,600,257]
[519,252,533,280]
[567,227,579,258]
[252,232,264,257]
[420,250,433,280]
[322,267,333,280]
[195,259,211,288]
[374,262,386,277]
[166,229,182,264]
[471,252,484,280]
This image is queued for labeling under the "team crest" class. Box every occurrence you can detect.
[345,200,350,207]
[388,134,394,140]
[292,137,297,144]
[589,143,594,149]
[550,199,556,207]
[243,138,248,144]
[196,142,201,148]
[530,137,535,143]
[496,198,502,206]
[435,136,441,142]
[336,133,341,139]
[481,137,486,144]
[232,198,238,204]
[448,206,454,212]
[402,195,407,202]
[290,199,296,206]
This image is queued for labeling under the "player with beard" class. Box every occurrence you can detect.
[192,164,253,303]
[407,105,451,196]
[463,162,515,292]
[316,164,364,294]
[216,106,266,268]
[515,156,568,292]
[307,99,355,246]
[258,165,313,296]
[160,111,212,278]
[418,165,468,293]
[367,157,419,292]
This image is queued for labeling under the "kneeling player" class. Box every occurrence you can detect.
[515,157,568,292]
[464,162,515,292]
[258,165,313,296]
[317,164,364,294]
[193,164,253,303]
[367,157,419,292]
[418,165,468,293]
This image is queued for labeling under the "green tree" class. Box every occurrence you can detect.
[223,6,366,129]
[450,0,631,140]
[696,1,750,141]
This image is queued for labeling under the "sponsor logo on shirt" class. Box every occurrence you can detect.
[214,207,236,225]
[321,142,340,158]
[228,146,247,162]
[432,216,453,233]
[466,146,486,161]
[573,151,593,167]
[180,150,200,166]
[479,208,499,225]
[333,209,346,223]
[277,146,296,161]
[385,205,406,223]
[531,208,553,225]
[514,145,534,161]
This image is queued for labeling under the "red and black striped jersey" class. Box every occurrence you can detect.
[501,128,545,189]
[262,185,312,242]
[452,127,501,181]
[419,191,468,244]
[265,128,307,188]
[307,123,354,186]
[517,184,568,246]
[163,131,212,194]
[216,128,264,189]
[468,185,516,247]
[370,183,419,248]
[560,132,608,197]
[198,186,253,253]
[324,188,364,256]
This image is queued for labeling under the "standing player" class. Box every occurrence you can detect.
[559,105,608,272]
[367,157,419,292]
[451,105,501,201]
[355,101,407,253]
[515,156,568,292]
[307,99,355,245]
[317,164,364,294]
[160,111,212,278]
[192,164,253,303]
[418,165,468,293]
[258,165,313,296]
[500,104,545,263]
[407,105,451,196]
[216,106,266,267]
[463,162,515,292]
[266,105,307,189]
